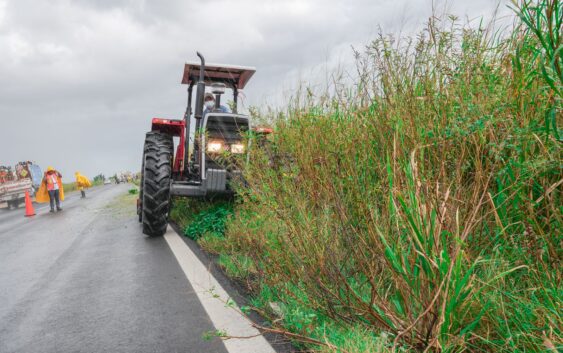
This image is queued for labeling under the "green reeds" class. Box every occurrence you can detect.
[177,1,561,351]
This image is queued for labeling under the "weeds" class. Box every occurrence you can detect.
[171,1,561,351]
[169,197,229,231]
[184,202,233,240]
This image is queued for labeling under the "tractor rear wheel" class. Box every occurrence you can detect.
[141,131,173,236]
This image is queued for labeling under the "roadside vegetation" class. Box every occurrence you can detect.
[62,178,104,193]
[171,1,561,351]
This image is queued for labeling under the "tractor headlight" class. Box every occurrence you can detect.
[231,143,245,154]
[207,141,224,153]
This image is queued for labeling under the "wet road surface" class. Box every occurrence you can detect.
[0,184,229,353]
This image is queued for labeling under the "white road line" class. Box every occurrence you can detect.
[163,227,277,353]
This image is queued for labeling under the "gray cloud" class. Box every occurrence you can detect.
[0,0,511,180]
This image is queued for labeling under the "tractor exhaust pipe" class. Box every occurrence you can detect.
[194,52,205,121]
[194,52,206,182]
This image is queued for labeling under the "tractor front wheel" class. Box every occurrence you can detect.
[141,131,173,236]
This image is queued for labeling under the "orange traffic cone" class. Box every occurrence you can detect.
[24,190,35,217]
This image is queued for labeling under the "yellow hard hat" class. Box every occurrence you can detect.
[47,166,54,172]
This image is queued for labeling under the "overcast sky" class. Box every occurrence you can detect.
[0,0,512,181]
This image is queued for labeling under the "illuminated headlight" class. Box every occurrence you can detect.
[231,143,245,154]
[207,141,223,153]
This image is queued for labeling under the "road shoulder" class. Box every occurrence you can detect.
[169,222,296,353]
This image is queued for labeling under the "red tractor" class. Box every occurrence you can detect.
[138,52,267,236]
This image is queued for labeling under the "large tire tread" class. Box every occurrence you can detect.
[141,131,173,236]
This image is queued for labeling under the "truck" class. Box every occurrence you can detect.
[0,162,43,209]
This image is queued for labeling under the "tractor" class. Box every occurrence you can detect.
[138,52,269,236]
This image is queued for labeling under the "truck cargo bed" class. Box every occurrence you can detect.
[0,179,34,207]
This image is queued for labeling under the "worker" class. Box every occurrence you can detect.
[203,92,230,117]
[36,166,65,212]
[75,172,92,198]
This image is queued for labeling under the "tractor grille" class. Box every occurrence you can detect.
[204,114,249,171]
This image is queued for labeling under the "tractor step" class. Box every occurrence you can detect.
[170,183,206,197]
[171,169,229,197]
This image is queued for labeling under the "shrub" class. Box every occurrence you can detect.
[219,2,562,351]
[169,2,561,351]
[182,201,233,240]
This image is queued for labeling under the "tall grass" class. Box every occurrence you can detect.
[183,1,562,351]
[62,178,103,193]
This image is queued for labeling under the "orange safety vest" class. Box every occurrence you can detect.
[46,173,60,191]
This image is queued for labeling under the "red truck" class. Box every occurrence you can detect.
[0,162,43,209]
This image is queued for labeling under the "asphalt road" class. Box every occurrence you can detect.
[0,184,230,353]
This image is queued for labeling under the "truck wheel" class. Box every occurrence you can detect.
[141,131,173,236]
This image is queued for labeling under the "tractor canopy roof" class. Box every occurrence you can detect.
[181,61,256,89]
